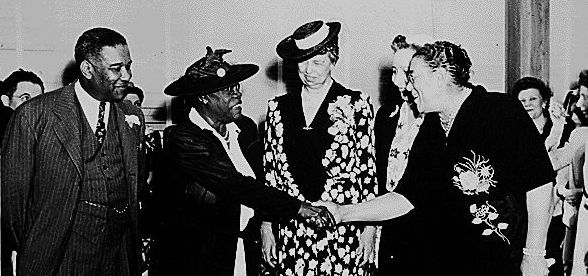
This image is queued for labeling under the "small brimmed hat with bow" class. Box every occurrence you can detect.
[164,46,259,96]
[276,20,341,62]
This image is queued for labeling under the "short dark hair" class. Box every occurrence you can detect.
[74,27,127,68]
[511,76,552,101]
[413,41,472,87]
[3,69,44,97]
[126,86,144,103]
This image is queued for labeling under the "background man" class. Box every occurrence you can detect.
[1,68,44,110]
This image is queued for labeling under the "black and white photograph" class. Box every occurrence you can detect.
[1,0,587,275]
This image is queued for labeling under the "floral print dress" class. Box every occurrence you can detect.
[264,82,377,276]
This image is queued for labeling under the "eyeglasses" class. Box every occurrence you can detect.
[222,84,241,96]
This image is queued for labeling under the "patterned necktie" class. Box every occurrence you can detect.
[95,101,106,145]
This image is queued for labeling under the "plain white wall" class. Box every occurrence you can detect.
[0,0,522,127]
[550,0,588,100]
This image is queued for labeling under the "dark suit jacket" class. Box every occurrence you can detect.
[1,83,145,275]
[0,104,12,144]
[152,115,301,275]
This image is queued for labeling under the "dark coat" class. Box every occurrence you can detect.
[152,115,301,276]
[1,83,145,275]
[0,104,12,144]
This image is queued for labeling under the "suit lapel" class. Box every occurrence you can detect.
[113,103,139,210]
[113,102,138,178]
[52,84,83,178]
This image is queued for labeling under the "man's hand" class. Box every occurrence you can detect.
[298,202,336,229]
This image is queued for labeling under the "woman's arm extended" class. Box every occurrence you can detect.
[315,192,414,223]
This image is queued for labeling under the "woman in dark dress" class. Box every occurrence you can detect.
[319,41,555,276]
[150,47,333,276]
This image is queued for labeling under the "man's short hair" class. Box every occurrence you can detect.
[74,27,127,67]
[3,69,44,97]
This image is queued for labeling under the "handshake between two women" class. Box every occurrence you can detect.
[302,190,416,229]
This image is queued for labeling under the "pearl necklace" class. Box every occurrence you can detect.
[439,87,472,136]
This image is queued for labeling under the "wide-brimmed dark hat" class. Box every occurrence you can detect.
[164,46,259,96]
[276,20,341,62]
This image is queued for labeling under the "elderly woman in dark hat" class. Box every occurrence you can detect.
[260,21,378,275]
[151,47,334,276]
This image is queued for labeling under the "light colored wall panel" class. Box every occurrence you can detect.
[550,0,588,100]
[1,0,510,125]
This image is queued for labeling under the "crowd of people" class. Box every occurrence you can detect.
[1,20,587,276]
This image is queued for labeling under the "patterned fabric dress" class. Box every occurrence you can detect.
[264,82,377,276]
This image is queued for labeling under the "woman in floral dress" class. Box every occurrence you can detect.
[260,20,378,276]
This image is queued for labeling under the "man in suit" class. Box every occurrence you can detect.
[1,27,145,275]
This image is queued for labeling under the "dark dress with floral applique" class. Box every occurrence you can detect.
[387,86,555,275]
[264,81,378,276]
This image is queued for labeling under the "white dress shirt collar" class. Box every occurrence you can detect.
[74,81,110,133]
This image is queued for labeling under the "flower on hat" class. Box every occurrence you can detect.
[125,114,140,128]
[163,46,259,96]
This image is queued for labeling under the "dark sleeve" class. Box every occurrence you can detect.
[497,96,555,192]
[0,106,13,144]
[1,107,35,251]
[163,126,301,218]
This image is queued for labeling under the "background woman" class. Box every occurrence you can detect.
[374,34,427,274]
[261,20,378,275]
[551,70,588,275]
[511,77,563,147]
[511,76,568,276]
